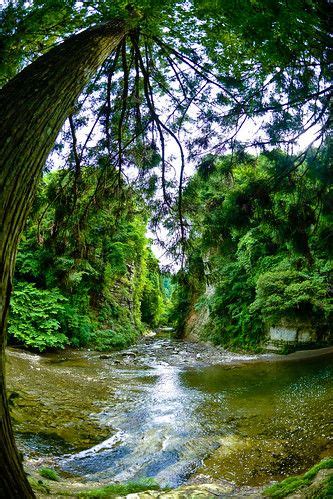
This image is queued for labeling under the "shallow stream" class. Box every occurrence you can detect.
[7,337,333,488]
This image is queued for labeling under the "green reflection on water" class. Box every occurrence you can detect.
[182,355,333,485]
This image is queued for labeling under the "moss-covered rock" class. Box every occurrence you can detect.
[263,457,333,498]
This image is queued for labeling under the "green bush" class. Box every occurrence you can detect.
[39,467,60,481]
[91,325,139,351]
[60,300,94,347]
[250,265,332,324]
[9,282,68,351]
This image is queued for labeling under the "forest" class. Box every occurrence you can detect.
[9,168,167,351]
[0,0,332,498]
[171,148,332,350]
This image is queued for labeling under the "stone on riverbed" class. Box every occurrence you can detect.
[111,483,235,498]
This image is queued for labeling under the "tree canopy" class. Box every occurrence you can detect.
[2,0,331,253]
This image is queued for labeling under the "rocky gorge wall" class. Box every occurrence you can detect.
[183,285,332,353]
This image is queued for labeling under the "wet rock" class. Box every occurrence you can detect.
[144,331,157,338]
[121,351,137,357]
[127,483,235,497]
[99,354,112,360]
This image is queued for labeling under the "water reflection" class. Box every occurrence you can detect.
[182,355,333,484]
[60,362,210,486]
[15,341,332,488]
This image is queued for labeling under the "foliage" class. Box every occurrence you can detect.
[39,467,60,482]
[90,325,139,351]
[141,250,166,327]
[1,0,330,255]
[2,0,330,147]
[263,457,333,498]
[9,168,166,351]
[8,282,68,352]
[170,148,333,349]
[251,263,333,325]
[3,3,330,349]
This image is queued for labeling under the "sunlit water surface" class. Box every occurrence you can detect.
[8,340,333,488]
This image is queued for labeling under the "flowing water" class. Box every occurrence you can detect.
[7,337,333,488]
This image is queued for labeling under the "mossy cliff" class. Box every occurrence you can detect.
[169,151,333,352]
[8,169,167,352]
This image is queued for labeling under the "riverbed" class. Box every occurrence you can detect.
[6,337,333,491]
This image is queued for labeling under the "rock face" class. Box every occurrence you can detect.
[266,319,317,353]
[184,285,215,342]
[124,483,235,498]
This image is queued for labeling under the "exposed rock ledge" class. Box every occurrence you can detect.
[29,459,333,498]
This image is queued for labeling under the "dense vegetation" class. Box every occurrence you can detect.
[2,0,331,355]
[170,147,333,350]
[0,0,332,495]
[9,168,167,351]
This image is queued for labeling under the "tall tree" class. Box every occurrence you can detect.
[0,18,128,497]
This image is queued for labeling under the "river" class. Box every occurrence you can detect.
[6,336,333,490]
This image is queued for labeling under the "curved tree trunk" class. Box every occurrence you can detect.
[0,19,127,497]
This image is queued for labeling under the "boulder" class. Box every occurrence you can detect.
[121,351,137,357]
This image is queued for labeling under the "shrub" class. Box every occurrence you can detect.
[39,467,60,481]
[250,264,332,325]
[8,282,68,351]
[90,325,139,351]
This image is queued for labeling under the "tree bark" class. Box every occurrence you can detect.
[0,19,127,497]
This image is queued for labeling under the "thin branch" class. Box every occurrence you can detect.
[118,36,130,185]
[105,44,122,156]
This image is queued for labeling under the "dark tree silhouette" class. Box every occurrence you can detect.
[0,19,127,497]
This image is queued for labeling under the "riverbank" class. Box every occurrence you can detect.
[22,456,333,497]
[6,339,333,497]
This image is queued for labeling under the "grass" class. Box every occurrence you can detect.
[39,467,61,481]
[264,457,333,498]
[78,478,163,498]
[28,477,51,494]
[315,474,333,498]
